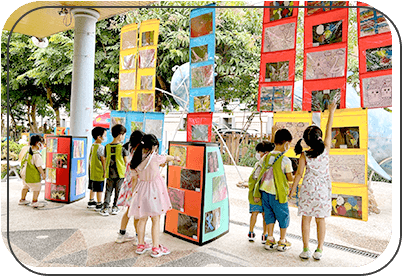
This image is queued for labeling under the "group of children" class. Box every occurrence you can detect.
[248,102,337,260]
[18,101,337,261]
[18,123,180,258]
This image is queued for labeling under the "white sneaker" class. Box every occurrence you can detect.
[313,250,323,260]
[31,202,45,208]
[19,200,30,205]
[116,232,136,243]
[299,249,312,259]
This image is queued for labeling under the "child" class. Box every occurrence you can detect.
[100,124,129,216]
[248,141,275,243]
[116,130,145,243]
[128,134,180,258]
[19,135,46,208]
[252,129,294,251]
[289,102,337,260]
[87,127,107,211]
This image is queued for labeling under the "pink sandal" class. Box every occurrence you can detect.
[150,245,171,258]
[135,243,152,255]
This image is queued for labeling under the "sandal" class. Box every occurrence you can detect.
[150,244,171,258]
[135,243,152,255]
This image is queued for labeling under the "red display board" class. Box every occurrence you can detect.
[258,1,299,112]
[186,112,213,143]
[357,2,392,109]
[302,1,348,112]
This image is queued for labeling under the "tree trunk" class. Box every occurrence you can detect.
[30,103,39,133]
[55,108,61,127]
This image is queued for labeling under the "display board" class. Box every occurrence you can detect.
[357,2,392,109]
[188,4,216,113]
[321,108,368,221]
[164,142,229,245]
[118,20,160,112]
[186,112,213,143]
[302,1,348,111]
[107,111,164,154]
[258,1,299,112]
[44,136,87,203]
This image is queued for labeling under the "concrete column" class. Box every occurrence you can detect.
[70,8,100,146]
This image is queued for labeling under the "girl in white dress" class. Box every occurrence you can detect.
[289,102,337,260]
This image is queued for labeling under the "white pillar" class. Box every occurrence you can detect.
[70,8,100,146]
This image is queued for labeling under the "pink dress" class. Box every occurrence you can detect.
[298,149,332,218]
[128,153,172,219]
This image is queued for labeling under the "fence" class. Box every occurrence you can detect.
[212,133,272,166]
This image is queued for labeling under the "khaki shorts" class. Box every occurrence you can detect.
[22,179,42,192]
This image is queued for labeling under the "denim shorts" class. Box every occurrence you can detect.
[249,203,264,213]
[261,191,290,229]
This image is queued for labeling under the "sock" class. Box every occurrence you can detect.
[279,239,285,244]
[267,236,274,241]
[303,247,310,252]
[89,198,94,202]
[315,248,322,253]
[119,229,126,235]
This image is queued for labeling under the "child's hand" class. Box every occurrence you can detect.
[174,156,181,162]
[288,188,296,199]
[254,197,260,203]
[329,102,337,113]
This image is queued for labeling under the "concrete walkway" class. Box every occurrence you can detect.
[0,165,397,275]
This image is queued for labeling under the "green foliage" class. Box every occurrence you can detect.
[238,140,259,167]
[1,140,24,161]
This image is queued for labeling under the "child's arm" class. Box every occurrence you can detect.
[37,166,46,180]
[165,155,180,164]
[131,170,138,192]
[288,153,306,198]
[324,102,337,152]
[100,156,106,179]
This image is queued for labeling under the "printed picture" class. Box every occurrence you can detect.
[265,61,289,82]
[331,127,360,149]
[50,184,66,200]
[269,1,295,21]
[332,194,362,219]
[366,45,392,72]
[359,8,390,37]
[119,72,135,91]
[263,22,296,52]
[168,187,185,212]
[260,86,292,112]
[140,75,153,91]
[47,138,57,153]
[131,121,143,133]
[273,122,310,147]
[77,159,85,175]
[137,93,154,112]
[329,155,366,184]
[212,175,227,203]
[122,54,135,70]
[311,89,341,112]
[180,168,201,192]
[312,20,343,47]
[138,49,156,68]
[191,45,209,63]
[177,213,198,239]
[306,1,347,16]
[73,140,84,158]
[141,31,154,47]
[205,207,221,234]
[121,30,137,50]
[120,97,132,112]
[191,65,214,88]
[194,95,211,112]
[362,75,392,108]
[144,118,163,140]
[191,125,209,142]
[46,168,56,184]
[75,176,86,196]
[306,48,346,80]
[190,12,213,38]
[207,151,219,173]
[111,117,126,129]
[52,154,68,169]
[169,145,187,167]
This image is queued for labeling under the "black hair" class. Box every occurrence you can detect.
[111,124,127,138]
[294,125,324,158]
[130,134,159,170]
[274,129,293,145]
[255,141,275,153]
[92,127,106,140]
[123,130,146,152]
[29,135,44,155]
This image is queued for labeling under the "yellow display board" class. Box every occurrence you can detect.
[118,20,160,112]
[321,108,368,221]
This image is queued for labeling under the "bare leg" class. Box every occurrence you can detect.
[315,217,326,250]
[301,216,312,249]
[267,223,275,237]
[279,228,287,241]
[96,192,103,203]
[136,217,148,245]
[262,213,268,235]
[21,188,29,200]
[133,218,139,235]
[89,190,95,200]
[249,212,258,233]
[151,215,160,248]
[32,191,40,202]
[120,209,130,230]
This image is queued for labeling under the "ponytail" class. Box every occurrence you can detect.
[129,134,158,170]
[294,139,303,156]
[306,138,325,159]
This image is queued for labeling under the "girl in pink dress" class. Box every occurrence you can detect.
[128,134,180,258]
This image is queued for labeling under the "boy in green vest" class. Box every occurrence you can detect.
[252,129,294,251]
[87,127,107,211]
[100,124,129,216]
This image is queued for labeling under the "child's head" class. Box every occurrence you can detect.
[294,125,324,158]
[255,141,275,160]
[273,128,293,151]
[129,130,146,150]
[29,135,44,154]
[130,134,159,170]
[92,127,106,141]
[111,124,127,142]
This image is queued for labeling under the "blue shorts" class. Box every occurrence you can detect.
[261,191,290,229]
[88,180,105,192]
[249,204,264,213]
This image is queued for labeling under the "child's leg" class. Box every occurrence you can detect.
[103,179,113,208]
[249,212,258,233]
[21,188,29,200]
[262,213,268,235]
[301,216,312,249]
[32,191,40,202]
[133,218,139,235]
[89,190,95,200]
[113,178,124,207]
[136,217,148,244]
[150,215,160,247]
[96,192,103,203]
[315,217,326,250]
[120,209,130,231]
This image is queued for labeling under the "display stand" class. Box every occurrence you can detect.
[164,141,229,245]
[44,136,87,203]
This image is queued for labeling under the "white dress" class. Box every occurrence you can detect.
[298,149,332,218]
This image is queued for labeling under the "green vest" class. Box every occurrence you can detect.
[248,165,262,206]
[21,150,41,183]
[105,143,125,179]
[252,153,289,204]
[89,144,104,181]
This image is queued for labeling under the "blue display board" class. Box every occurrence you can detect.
[108,111,165,154]
[70,137,88,202]
[188,4,216,113]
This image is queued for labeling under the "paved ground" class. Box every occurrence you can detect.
[0,165,399,275]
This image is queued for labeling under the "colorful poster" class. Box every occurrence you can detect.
[189,4,216,113]
[258,2,298,112]
[169,145,187,167]
[331,127,360,149]
[77,159,85,175]
[302,4,348,112]
[180,168,201,192]
[46,168,56,183]
[205,207,221,234]
[75,176,86,196]
[332,194,362,219]
[50,184,66,200]
[73,140,84,158]
[52,154,68,169]
[357,2,392,109]
[168,187,185,212]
